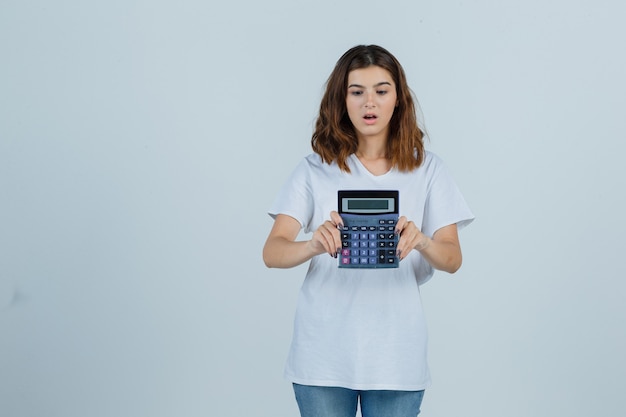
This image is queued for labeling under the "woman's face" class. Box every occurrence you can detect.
[345,65,398,143]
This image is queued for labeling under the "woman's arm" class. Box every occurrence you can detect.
[395,220,463,273]
[263,213,343,269]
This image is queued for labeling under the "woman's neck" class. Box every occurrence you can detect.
[356,137,388,160]
[355,141,391,176]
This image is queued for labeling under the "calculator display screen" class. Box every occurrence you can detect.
[348,199,389,210]
[343,198,394,213]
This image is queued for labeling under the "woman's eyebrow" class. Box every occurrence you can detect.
[347,81,393,88]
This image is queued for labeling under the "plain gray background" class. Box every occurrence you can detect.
[1,0,625,416]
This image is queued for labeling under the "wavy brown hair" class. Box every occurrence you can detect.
[311,45,425,172]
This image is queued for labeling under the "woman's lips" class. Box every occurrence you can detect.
[363,114,378,125]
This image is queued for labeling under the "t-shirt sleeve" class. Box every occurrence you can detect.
[421,156,475,237]
[267,158,314,232]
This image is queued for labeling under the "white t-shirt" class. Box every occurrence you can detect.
[268,151,474,391]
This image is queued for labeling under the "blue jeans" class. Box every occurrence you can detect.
[293,384,424,417]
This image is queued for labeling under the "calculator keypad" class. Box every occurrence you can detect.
[338,216,399,268]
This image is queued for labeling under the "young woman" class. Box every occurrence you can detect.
[263,45,474,417]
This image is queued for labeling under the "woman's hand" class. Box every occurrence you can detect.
[394,216,432,260]
[307,211,344,258]
[395,217,463,273]
[263,212,344,269]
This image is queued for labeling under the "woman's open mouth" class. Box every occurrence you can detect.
[363,114,378,125]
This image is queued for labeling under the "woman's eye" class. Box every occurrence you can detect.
[350,91,363,96]
[377,90,388,95]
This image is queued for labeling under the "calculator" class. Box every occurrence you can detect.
[338,190,399,268]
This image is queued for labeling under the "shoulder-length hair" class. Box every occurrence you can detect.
[311,45,425,173]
